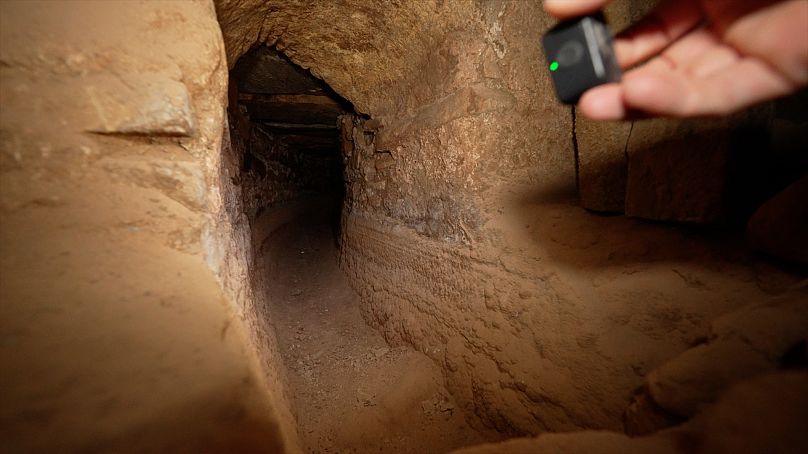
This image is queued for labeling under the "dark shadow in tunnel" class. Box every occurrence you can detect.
[512,94,808,274]
[226,45,354,239]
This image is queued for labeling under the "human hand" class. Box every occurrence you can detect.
[543,0,808,119]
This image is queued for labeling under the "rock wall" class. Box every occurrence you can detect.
[225,106,341,219]
[214,115,302,452]
[453,286,808,453]
[215,0,803,436]
[578,104,774,222]
[215,0,574,242]
[575,0,657,213]
[453,372,808,454]
[0,1,298,451]
[3,0,802,449]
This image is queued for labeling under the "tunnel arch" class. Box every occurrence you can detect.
[1,1,805,452]
[226,44,354,219]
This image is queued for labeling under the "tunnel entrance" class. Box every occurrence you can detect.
[224,46,492,453]
[227,45,352,226]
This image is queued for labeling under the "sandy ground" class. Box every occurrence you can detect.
[256,200,495,453]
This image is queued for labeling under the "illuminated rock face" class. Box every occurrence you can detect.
[2,1,805,452]
[0,2,297,452]
[215,0,802,439]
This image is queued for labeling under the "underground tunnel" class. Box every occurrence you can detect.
[1,1,807,453]
[227,45,350,223]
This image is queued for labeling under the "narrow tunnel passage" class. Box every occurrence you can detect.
[228,45,349,221]
[2,2,807,453]
[255,207,489,452]
[227,46,492,453]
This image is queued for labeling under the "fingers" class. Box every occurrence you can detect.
[563,0,803,119]
[545,0,705,69]
[620,71,688,116]
[578,84,625,120]
[579,46,793,120]
[614,0,704,68]
[622,58,794,117]
[543,0,610,19]
[723,0,808,85]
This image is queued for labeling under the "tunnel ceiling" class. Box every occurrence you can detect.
[231,46,352,154]
[214,0,489,117]
[233,45,326,95]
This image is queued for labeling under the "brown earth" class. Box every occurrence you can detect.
[0,171,287,453]
[253,198,496,453]
[2,1,806,453]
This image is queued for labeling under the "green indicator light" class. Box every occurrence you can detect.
[550,61,559,72]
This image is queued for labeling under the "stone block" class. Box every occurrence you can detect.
[100,157,207,212]
[86,74,195,136]
[698,371,808,454]
[625,117,729,222]
[574,0,661,214]
[625,107,771,223]
[646,291,808,417]
[576,117,631,212]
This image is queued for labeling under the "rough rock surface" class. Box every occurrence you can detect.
[576,118,632,212]
[214,0,806,436]
[453,430,684,454]
[4,0,805,451]
[625,110,771,223]
[645,288,808,418]
[452,371,808,454]
[86,75,196,136]
[0,1,297,452]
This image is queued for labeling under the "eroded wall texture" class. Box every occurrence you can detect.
[0,1,299,451]
[3,0,805,451]
[216,0,806,438]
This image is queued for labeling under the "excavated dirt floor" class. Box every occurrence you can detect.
[254,198,495,453]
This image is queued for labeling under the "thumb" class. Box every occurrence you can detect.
[543,0,612,19]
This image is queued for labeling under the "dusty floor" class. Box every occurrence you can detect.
[340,185,807,434]
[255,199,495,453]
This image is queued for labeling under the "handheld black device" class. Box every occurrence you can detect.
[542,13,621,104]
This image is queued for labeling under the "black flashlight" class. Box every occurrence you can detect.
[542,13,621,104]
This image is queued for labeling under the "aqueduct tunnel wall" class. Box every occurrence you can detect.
[0,1,299,451]
[217,0,807,437]
[1,1,806,453]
